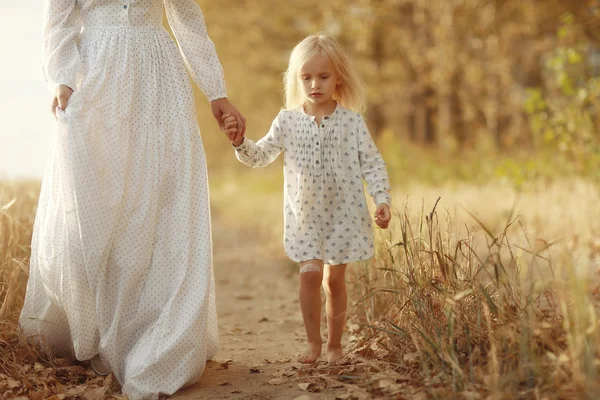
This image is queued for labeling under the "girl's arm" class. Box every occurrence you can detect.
[357,116,392,205]
[234,113,285,167]
[42,0,83,93]
[164,0,227,102]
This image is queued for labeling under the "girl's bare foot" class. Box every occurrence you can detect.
[326,345,344,364]
[297,342,322,364]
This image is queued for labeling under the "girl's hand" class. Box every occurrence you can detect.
[222,113,244,146]
[51,84,74,118]
[374,203,391,229]
[211,98,246,136]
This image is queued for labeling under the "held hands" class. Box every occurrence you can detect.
[374,203,391,229]
[222,113,244,146]
[211,98,246,136]
[51,85,74,118]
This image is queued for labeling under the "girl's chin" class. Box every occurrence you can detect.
[306,97,330,104]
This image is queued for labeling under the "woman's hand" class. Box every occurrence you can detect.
[222,114,244,146]
[51,85,74,118]
[211,98,246,136]
[374,203,391,229]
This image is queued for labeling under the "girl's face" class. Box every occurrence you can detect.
[299,54,340,106]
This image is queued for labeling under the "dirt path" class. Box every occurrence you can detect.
[172,217,349,400]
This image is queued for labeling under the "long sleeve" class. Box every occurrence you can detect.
[357,116,392,205]
[234,113,285,167]
[42,0,83,93]
[164,0,227,102]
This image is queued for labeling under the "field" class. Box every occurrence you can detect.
[1,170,599,399]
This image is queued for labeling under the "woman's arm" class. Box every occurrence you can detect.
[164,0,246,134]
[163,0,226,102]
[42,0,82,93]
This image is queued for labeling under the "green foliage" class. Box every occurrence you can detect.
[517,13,600,183]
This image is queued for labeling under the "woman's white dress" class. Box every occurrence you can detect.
[19,1,225,398]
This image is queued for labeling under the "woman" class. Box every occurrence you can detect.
[19,1,244,398]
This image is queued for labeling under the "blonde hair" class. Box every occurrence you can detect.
[283,33,366,113]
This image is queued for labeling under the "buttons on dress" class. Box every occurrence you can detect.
[124,5,128,9]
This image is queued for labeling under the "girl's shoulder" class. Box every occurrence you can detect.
[334,104,363,121]
[274,108,303,126]
[334,105,364,124]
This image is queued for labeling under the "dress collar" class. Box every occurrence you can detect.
[299,102,340,120]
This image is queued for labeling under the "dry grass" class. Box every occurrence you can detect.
[0,180,38,334]
[346,181,600,399]
[1,178,599,399]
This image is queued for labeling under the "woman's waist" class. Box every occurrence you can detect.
[82,25,166,34]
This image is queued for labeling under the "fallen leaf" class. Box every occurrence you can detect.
[29,392,45,400]
[1,379,21,390]
[85,386,109,400]
[104,373,114,386]
[249,367,261,373]
[379,379,393,388]
[298,382,313,391]
[258,317,269,322]
[219,382,232,386]
[268,378,287,386]
[216,362,231,370]
[231,390,243,394]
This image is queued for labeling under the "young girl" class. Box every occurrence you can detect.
[222,33,392,364]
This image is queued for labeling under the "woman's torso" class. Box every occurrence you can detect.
[76,0,164,29]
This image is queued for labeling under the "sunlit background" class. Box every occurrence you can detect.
[0,1,52,179]
[2,1,600,184]
[1,1,600,398]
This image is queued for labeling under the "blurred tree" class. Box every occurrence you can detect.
[185,0,599,158]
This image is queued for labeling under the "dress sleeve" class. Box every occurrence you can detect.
[357,116,392,206]
[42,0,83,93]
[233,112,285,167]
[164,0,227,102]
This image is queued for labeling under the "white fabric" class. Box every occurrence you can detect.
[299,263,323,274]
[20,1,225,399]
[234,105,391,265]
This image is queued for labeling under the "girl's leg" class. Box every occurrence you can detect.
[298,259,324,363]
[322,263,347,363]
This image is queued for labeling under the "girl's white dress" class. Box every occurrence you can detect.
[234,105,391,264]
[19,1,225,398]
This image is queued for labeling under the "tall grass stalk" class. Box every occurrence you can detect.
[351,199,600,398]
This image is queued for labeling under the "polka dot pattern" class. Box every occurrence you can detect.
[20,1,225,399]
[234,105,392,265]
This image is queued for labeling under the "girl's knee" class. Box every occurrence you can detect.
[299,261,323,291]
[300,272,322,291]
